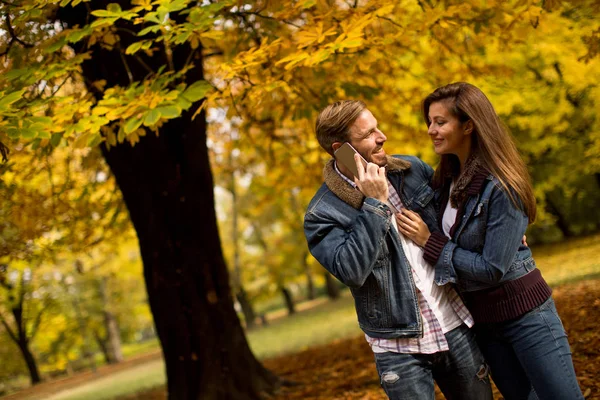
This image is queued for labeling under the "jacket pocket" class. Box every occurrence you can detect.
[413,184,435,208]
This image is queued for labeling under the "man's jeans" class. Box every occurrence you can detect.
[373,324,492,400]
[476,297,583,400]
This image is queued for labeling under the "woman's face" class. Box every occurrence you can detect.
[427,101,472,161]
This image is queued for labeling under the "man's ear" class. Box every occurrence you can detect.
[331,142,343,153]
[464,120,474,136]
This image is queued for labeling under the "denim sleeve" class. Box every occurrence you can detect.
[420,158,435,186]
[304,198,393,289]
[433,184,529,285]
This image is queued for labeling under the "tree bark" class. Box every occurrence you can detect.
[58,2,280,398]
[236,287,257,329]
[281,287,296,315]
[302,252,316,300]
[325,272,340,300]
[98,277,123,363]
[545,194,574,238]
[93,329,112,364]
[18,337,41,385]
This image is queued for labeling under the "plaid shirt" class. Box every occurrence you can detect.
[334,163,473,354]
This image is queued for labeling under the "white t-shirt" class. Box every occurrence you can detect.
[442,182,458,239]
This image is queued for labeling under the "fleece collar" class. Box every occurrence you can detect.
[323,156,411,209]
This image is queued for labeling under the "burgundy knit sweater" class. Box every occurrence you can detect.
[423,172,551,324]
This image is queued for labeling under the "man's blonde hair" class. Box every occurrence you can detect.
[315,100,366,155]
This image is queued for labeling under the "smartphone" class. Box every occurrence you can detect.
[334,142,368,178]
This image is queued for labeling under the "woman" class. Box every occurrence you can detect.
[396,82,583,400]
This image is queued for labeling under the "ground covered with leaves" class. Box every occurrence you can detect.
[10,279,600,400]
[120,279,600,400]
[263,279,600,400]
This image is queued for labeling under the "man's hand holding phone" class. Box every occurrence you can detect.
[353,153,389,203]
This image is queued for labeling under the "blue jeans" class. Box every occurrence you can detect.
[373,324,492,400]
[475,297,583,400]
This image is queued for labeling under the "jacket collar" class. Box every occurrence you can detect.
[448,153,489,208]
[323,156,411,209]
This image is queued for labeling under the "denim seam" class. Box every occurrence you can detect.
[538,306,581,397]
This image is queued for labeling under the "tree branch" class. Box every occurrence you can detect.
[0,312,18,343]
[4,12,34,50]
[30,296,53,340]
[232,11,302,29]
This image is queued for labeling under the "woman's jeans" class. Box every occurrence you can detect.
[373,324,492,400]
[475,297,583,400]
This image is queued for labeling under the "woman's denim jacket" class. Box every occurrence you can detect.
[426,174,537,292]
[304,155,438,339]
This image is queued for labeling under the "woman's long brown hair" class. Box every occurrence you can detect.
[423,82,537,223]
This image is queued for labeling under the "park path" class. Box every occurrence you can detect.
[1,351,162,400]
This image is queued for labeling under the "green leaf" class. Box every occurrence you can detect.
[91,17,118,28]
[45,37,68,53]
[31,138,42,150]
[124,117,142,134]
[107,3,122,12]
[166,0,188,13]
[51,133,62,147]
[157,6,169,24]
[143,12,161,24]
[0,90,24,108]
[138,25,161,36]
[125,42,143,55]
[182,81,212,102]
[117,125,126,143]
[21,128,37,139]
[176,96,192,111]
[143,109,161,126]
[88,133,104,147]
[156,105,181,119]
[7,128,20,139]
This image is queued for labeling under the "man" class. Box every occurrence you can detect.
[303,100,492,400]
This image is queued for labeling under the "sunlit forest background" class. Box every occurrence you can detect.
[1,0,599,399]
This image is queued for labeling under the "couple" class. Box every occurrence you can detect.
[303,83,583,400]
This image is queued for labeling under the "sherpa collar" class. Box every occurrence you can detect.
[323,156,411,209]
[448,153,489,208]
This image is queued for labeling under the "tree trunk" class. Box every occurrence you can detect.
[229,169,256,329]
[281,287,296,315]
[99,277,123,363]
[325,272,340,300]
[545,195,574,238]
[58,3,280,398]
[302,252,316,300]
[93,329,112,364]
[17,337,41,385]
[236,287,257,329]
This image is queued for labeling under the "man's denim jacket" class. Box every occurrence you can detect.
[304,155,438,339]
[426,174,537,292]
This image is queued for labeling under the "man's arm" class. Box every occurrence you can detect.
[304,198,393,288]
[304,155,393,288]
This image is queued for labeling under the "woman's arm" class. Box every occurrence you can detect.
[402,183,529,286]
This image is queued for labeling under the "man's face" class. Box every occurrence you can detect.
[347,109,387,167]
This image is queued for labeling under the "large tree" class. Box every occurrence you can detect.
[56,2,280,399]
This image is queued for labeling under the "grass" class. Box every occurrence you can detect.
[531,233,600,286]
[247,294,359,360]
[43,360,165,400]
[8,233,600,400]
[120,338,160,359]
